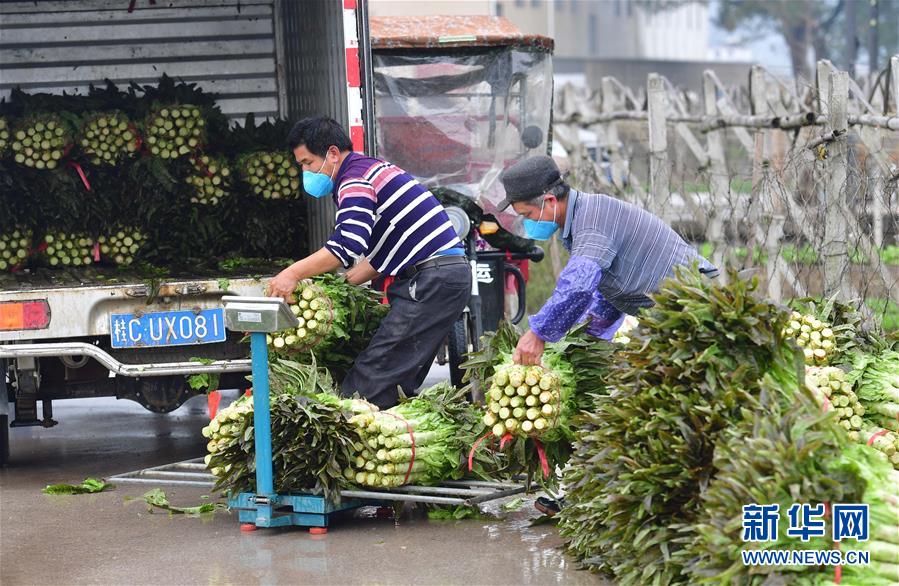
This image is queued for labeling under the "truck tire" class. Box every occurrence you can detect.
[1,359,9,467]
[447,318,468,388]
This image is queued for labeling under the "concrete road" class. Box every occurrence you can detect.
[0,367,604,586]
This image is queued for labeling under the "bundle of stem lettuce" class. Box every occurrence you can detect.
[79,111,138,165]
[145,105,205,159]
[850,348,899,468]
[686,380,899,586]
[0,227,31,271]
[186,154,231,205]
[462,320,613,484]
[267,274,388,382]
[345,382,483,488]
[267,279,336,352]
[787,296,864,367]
[558,266,805,584]
[482,355,571,439]
[784,310,836,365]
[806,366,865,434]
[11,113,71,169]
[41,232,94,267]
[0,117,10,156]
[98,228,146,267]
[241,151,300,199]
[203,359,371,501]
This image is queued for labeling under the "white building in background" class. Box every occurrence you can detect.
[369,0,752,88]
[370,0,742,62]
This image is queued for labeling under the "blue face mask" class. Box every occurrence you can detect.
[302,156,335,198]
[522,198,558,240]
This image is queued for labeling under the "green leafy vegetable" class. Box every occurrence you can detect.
[501,497,526,512]
[427,505,492,521]
[138,488,225,516]
[42,477,113,495]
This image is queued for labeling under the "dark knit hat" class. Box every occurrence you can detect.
[497,155,563,211]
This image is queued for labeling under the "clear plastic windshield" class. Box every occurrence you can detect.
[372,47,553,227]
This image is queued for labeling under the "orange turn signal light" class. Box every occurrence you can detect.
[0,299,51,331]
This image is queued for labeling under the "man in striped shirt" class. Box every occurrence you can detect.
[268,118,470,408]
[499,155,718,366]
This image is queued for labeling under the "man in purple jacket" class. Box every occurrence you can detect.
[498,155,717,366]
[268,117,470,408]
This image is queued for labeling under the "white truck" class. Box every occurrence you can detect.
[0,0,375,465]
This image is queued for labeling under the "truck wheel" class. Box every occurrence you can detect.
[1,359,9,467]
[447,318,468,388]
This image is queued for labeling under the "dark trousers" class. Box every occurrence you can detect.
[341,261,471,409]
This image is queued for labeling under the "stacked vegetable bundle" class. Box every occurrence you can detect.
[41,232,95,267]
[187,154,231,205]
[80,112,139,165]
[0,117,10,155]
[784,310,835,364]
[203,360,370,501]
[557,268,899,584]
[1,78,310,268]
[241,151,300,199]
[345,383,483,488]
[806,366,864,433]
[145,105,205,159]
[266,274,388,382]
[462,320,615,484]
[97,228,146,266]
[686,386,899,585]
[849,348,899,468]
[557,266,806,584]
[267,280,334,351]
[482,360,566,438]
[11,114,70,169]
[0,228,31,271]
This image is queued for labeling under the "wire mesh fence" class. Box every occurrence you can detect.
[552,57,899,329]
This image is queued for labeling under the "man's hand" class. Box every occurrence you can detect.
[267,267,300,302]
[513,330,545,366]
[267,248,344,302]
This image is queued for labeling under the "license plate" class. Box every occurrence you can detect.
[110,309,226,349]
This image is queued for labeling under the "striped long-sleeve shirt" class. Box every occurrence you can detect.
[325,153,461,275]
[559,190,718,315]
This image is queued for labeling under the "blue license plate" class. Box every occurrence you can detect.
[110,308,226,349]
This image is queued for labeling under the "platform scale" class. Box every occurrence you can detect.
[138,296,526,533]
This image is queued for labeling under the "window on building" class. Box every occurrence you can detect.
[627,0,633,17]
[532,0,541,7]
[589,13,598,54]
[515,0,524,7]
[571,0,578,12]
[615,0,621,17]
[555,0,563,10]
[496,1,504,16]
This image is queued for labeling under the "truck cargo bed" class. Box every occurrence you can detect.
[0,258,287,293]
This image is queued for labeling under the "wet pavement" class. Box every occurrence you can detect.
[0,370,606,586]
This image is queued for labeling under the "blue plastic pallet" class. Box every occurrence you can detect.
[228,492,371,529]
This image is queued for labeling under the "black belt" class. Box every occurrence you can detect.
[398,255,468,280]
